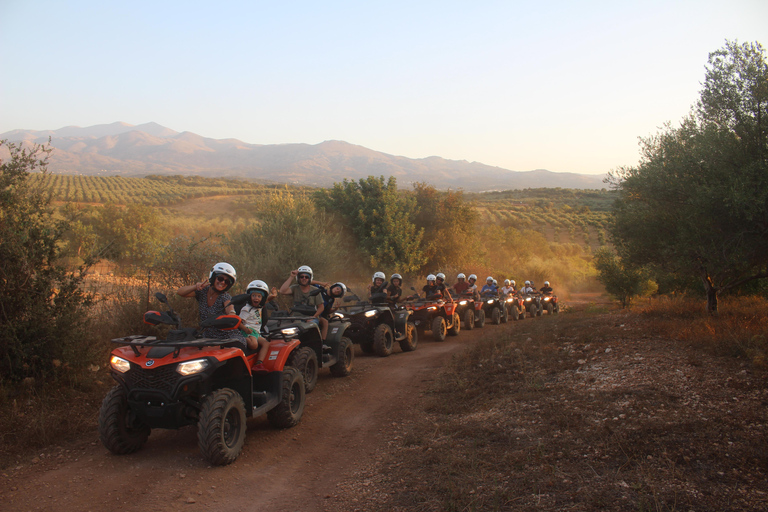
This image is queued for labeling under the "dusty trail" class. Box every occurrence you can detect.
[1,329,488,512]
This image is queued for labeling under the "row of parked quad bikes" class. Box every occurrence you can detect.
[99,282,559,466]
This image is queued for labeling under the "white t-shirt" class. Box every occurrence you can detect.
[239,303,263,335]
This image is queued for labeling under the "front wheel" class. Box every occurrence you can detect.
[399,322,418,352]
[197,388,247,466]
[99,386,150,455]
[431,316,446,341]
[546,303,553,315]
[491,307,501,325]
[462,309,475,330]
[511,305,520,321]
[528,303,538,317]
[447,312,461,336]
[500,305,509,323]
[330,337,354,377]
[474,309,486,328]
[373,323,394,357]
[286,346,318,394]
[267,367,305,428]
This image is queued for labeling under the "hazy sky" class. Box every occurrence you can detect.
[1,1,766,175]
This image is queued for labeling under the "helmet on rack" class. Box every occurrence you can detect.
[457,273,466,280]
[436,272,445,281]
[296,265,313,282]
[373,271,385,281]
[245,280,269,301]
[427,274,436,282]
[209,262,237,292]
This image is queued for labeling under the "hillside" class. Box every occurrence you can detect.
[2,122,607,191]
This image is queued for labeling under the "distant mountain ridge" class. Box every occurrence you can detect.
[1,122,607,190]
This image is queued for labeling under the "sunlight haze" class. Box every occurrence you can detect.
[1,0,766,175]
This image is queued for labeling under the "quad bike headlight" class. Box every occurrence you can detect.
[486,300,494,304]
[459,300,467,305]
[110,356,131,373]
[525,297,532,302]
[280,327,299,336]
[427,306,437,311]
[364,310,377,318]
[177,359,209,376]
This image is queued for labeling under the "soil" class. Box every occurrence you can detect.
[0,329,487,512]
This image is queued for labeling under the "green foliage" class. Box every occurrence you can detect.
[593,248,655,308]
[608,40,768,312]
[0,140,95,384]
[315,176,425,273]
[228,192,357,291]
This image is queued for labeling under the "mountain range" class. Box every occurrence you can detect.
[1,122,607,191]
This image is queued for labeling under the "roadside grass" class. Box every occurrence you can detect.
[333,298,768,511]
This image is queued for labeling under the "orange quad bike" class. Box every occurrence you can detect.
[403,288,461,341]
[98,292,306,466]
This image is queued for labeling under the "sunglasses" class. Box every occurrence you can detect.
[215,275,232,285]
[298,274,311,280]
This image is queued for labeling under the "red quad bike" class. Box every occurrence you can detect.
[450,290,477,331]
[505,293,527,321]
[404,288,461,342]
[540,292,560,314]
[522,292,544,317]
[99,292,305,467]
[479,291,508,325]
[334,290,418,357]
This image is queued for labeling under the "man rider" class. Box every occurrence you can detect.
[481,276,498,297]
[540,281,553,295]
[453,273,470,295]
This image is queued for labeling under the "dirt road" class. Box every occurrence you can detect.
[0,329,488,512]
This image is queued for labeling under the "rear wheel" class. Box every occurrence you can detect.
[286,346,318,394]
[330,337,354,377]
[99,386,150,455]
[474,308,486,328]
[373,323,394,357]
[491,307,501,325]
[447,312,461,336]
[462,309,475,330]
[431,316,446,341]
[197,388,246,466]
[267,367,305,428]
[399,322,418,352]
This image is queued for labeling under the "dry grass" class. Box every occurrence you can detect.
[330,297,768,512]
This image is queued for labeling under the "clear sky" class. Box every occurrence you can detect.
[1,1,766,175]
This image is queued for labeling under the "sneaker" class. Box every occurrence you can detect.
[252,363,268,372]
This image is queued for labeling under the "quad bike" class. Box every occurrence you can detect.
[262,301,354,394]
[99,292,305,467]
[479,291,508,325]
[505,293,527,321]
[472,298,486,328]
[540,292,560,314]
[450,290,477,330]
[404,288,461,341]
[333,290,417,357]
[522,292,544,317]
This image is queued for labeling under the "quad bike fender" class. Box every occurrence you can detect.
[392,308,410,337]
[263,339,302,372]
[325,320,351,344]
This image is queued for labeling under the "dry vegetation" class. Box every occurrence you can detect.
[328,297,768,512]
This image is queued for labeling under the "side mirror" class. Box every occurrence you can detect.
[155,292,168,304]
[144,310,177,326]
[201,314,242,330]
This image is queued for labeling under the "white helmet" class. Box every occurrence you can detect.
[544,281,550,286]
[246,279,269,299]
[510,280,516,287]
[486,276,493,283]
[525,280,531,286]
[436,272,445,280]
[330,282,347,295]
[504,279,510,286]
[373,271,385,281]
[427,274,436,282]
[391,273,402,281]
[209,262,237,292]
[457,273,466,280]
[493,279,498,286]
[468,274,477,281]
[296,265,313,282]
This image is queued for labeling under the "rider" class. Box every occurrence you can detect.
[176,262,247,346]
[509,279,517,294]
[500,279,514,297]
[466,274,480,299]
[540,280,553,295]
[367,271,388,300]
[481,276,498,297]
[317,282,347,320]
[387,273,403,304]
[435,273,454,303]
[422,274,441,299]
[279,265,328,339]
[522,280,536,294]
[453,273,469,295]
[238,279,277,370]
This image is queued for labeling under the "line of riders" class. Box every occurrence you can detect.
[178,262,559,367]
[99,261,560,466]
